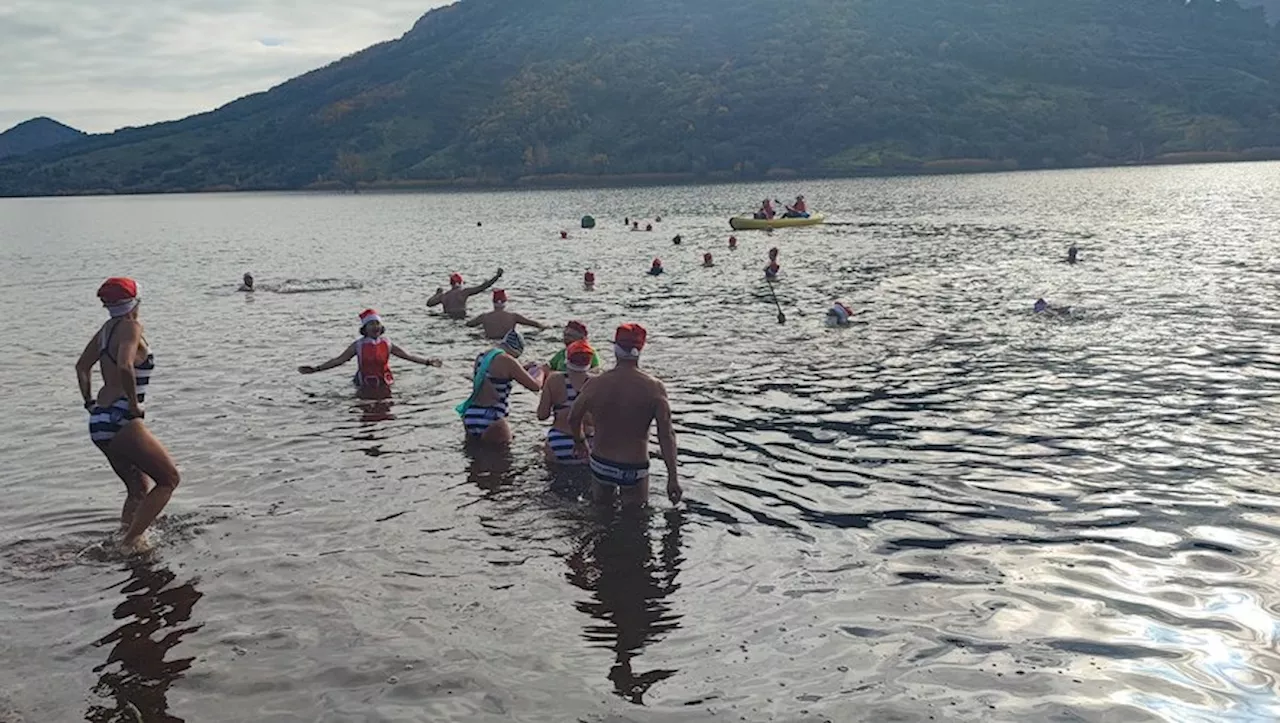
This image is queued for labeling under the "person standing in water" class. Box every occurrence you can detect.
[457,330,543,445]
[238,273,254,292]
[538,340,596,465]
[568,324,681,507]
[466,289,549,340]
[548,320,601,372]
[298,309,441,397]
[427,268,504,319]
[76,278,180,554]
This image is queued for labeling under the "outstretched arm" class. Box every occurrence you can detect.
[426,288,445,307]
[298,343,357,374]
[497,354,541,392]
[465,314,485,328]
[654,384,681,504]
[513,313,549,331]
[391,344,441,367]
[465,268,504,297]
[75,335,99,407]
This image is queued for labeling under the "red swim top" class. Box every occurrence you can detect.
[356,336,393,387]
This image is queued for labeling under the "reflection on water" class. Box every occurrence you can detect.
[566,509,685,705]
[86,561,202,723]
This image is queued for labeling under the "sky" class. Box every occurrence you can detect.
[0,0,454,134]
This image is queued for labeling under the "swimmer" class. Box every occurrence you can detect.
[538,340,596,465]
[560,231,569,240]
[645,223,653,232]
[673,234,682,246]
[568,324,681,507]
[76,277,179,554]
[548,320,602,372]
[466,289,549,340]
[1033,298,1073,316]
[632,221,640,231]
[703,252,714,267]
[427,268,504,319]
[729,236,738,250]
[456,330,543,445]
[584,270,596,289]
[648,258,665,276]
[1067,244,1079,264]
[238,273,254,292]
[625,217,630,226]
[826,302,854,327]
[298,309,442,396]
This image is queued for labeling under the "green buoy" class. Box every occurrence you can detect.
[581,215,596,229]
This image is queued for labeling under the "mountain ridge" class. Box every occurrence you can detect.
[0,117,87,161]
[2,0,1279,197]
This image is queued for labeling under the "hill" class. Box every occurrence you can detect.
[2,0,1279,196]
[0,117,86,161]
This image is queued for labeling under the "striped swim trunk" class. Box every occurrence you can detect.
[589,455,650,487]
[547,429,589,464]
[89,399,134,450]
[463,404,508,437]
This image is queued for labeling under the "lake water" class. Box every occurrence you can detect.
[2,163,1279,722]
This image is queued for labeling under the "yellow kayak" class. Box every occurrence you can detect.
[729,214,825,230]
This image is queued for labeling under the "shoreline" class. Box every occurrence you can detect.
[3,150,1279,200]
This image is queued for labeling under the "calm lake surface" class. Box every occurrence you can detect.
[2,164,1279,722]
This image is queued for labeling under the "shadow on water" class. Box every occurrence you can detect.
[86,560,203,723]
[566,508,685,705]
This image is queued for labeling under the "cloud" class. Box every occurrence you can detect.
[0,0,454,134]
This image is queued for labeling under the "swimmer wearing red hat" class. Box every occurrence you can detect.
[298,309,441,397]
[538,339,597,464]
[827,302,854,327]
[427,267,504,319]
[547,320,601,372]
[648,258,665,276]
[466,288,549,340]
[568,323,681,507]
[76,277,178,554]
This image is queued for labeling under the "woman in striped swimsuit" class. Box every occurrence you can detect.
[75,278,180,554]
[459,330,542,445]
[537,340,595,464]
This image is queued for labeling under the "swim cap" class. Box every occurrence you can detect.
[449,273,463,287]
[704,253,713,262]
[565,320,588,339]
[493,289,507,307]
[584,270,595,284]
[98,277,139,317]
[652,258,662,266]
[729,236,737,245]
[502,329,525,354]
[566,340,595,372]
[359,308,382,329]
[614,323,647,359]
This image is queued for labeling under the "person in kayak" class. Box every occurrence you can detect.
[548,320,602,372]
[754,199,777,220]
[427,268,504,319]
[538,340,596,465]
[648,258,665,276]
[458,330,543,444]
[238,273,254,292]
[76,277,180,554]
[568,324,681,507]
[783,195,809,218]
[298,309,441,397]
[466,289,549,340]
[826,302,854,327]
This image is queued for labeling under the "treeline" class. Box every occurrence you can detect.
[2,0,1279,196]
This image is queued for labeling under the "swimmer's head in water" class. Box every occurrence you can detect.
[493,289,507,309]
[584,270,595,285]
[564,320,588,345]
[501,329,525,357]
[243,272,253,284]
[449,273,464,288]
[359,309,384,336]
[614,323,647,360]
[98,277,140,317]
[652,258,662,268]
[1034,299,1048,313]
[566,340,595,372]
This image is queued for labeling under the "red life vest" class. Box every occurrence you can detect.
[355,337,393,387]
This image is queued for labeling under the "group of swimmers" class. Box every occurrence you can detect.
[80,267,685,552]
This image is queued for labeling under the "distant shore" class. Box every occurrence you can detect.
[4,149,1279,199]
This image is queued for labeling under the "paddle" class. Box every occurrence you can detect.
[766,278,786,324]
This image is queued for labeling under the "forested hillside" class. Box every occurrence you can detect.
[2,0,1278,196]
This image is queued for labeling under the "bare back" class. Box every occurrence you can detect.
[441,289,471,318]
[476,310,517,339]
[579,366,663,464]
